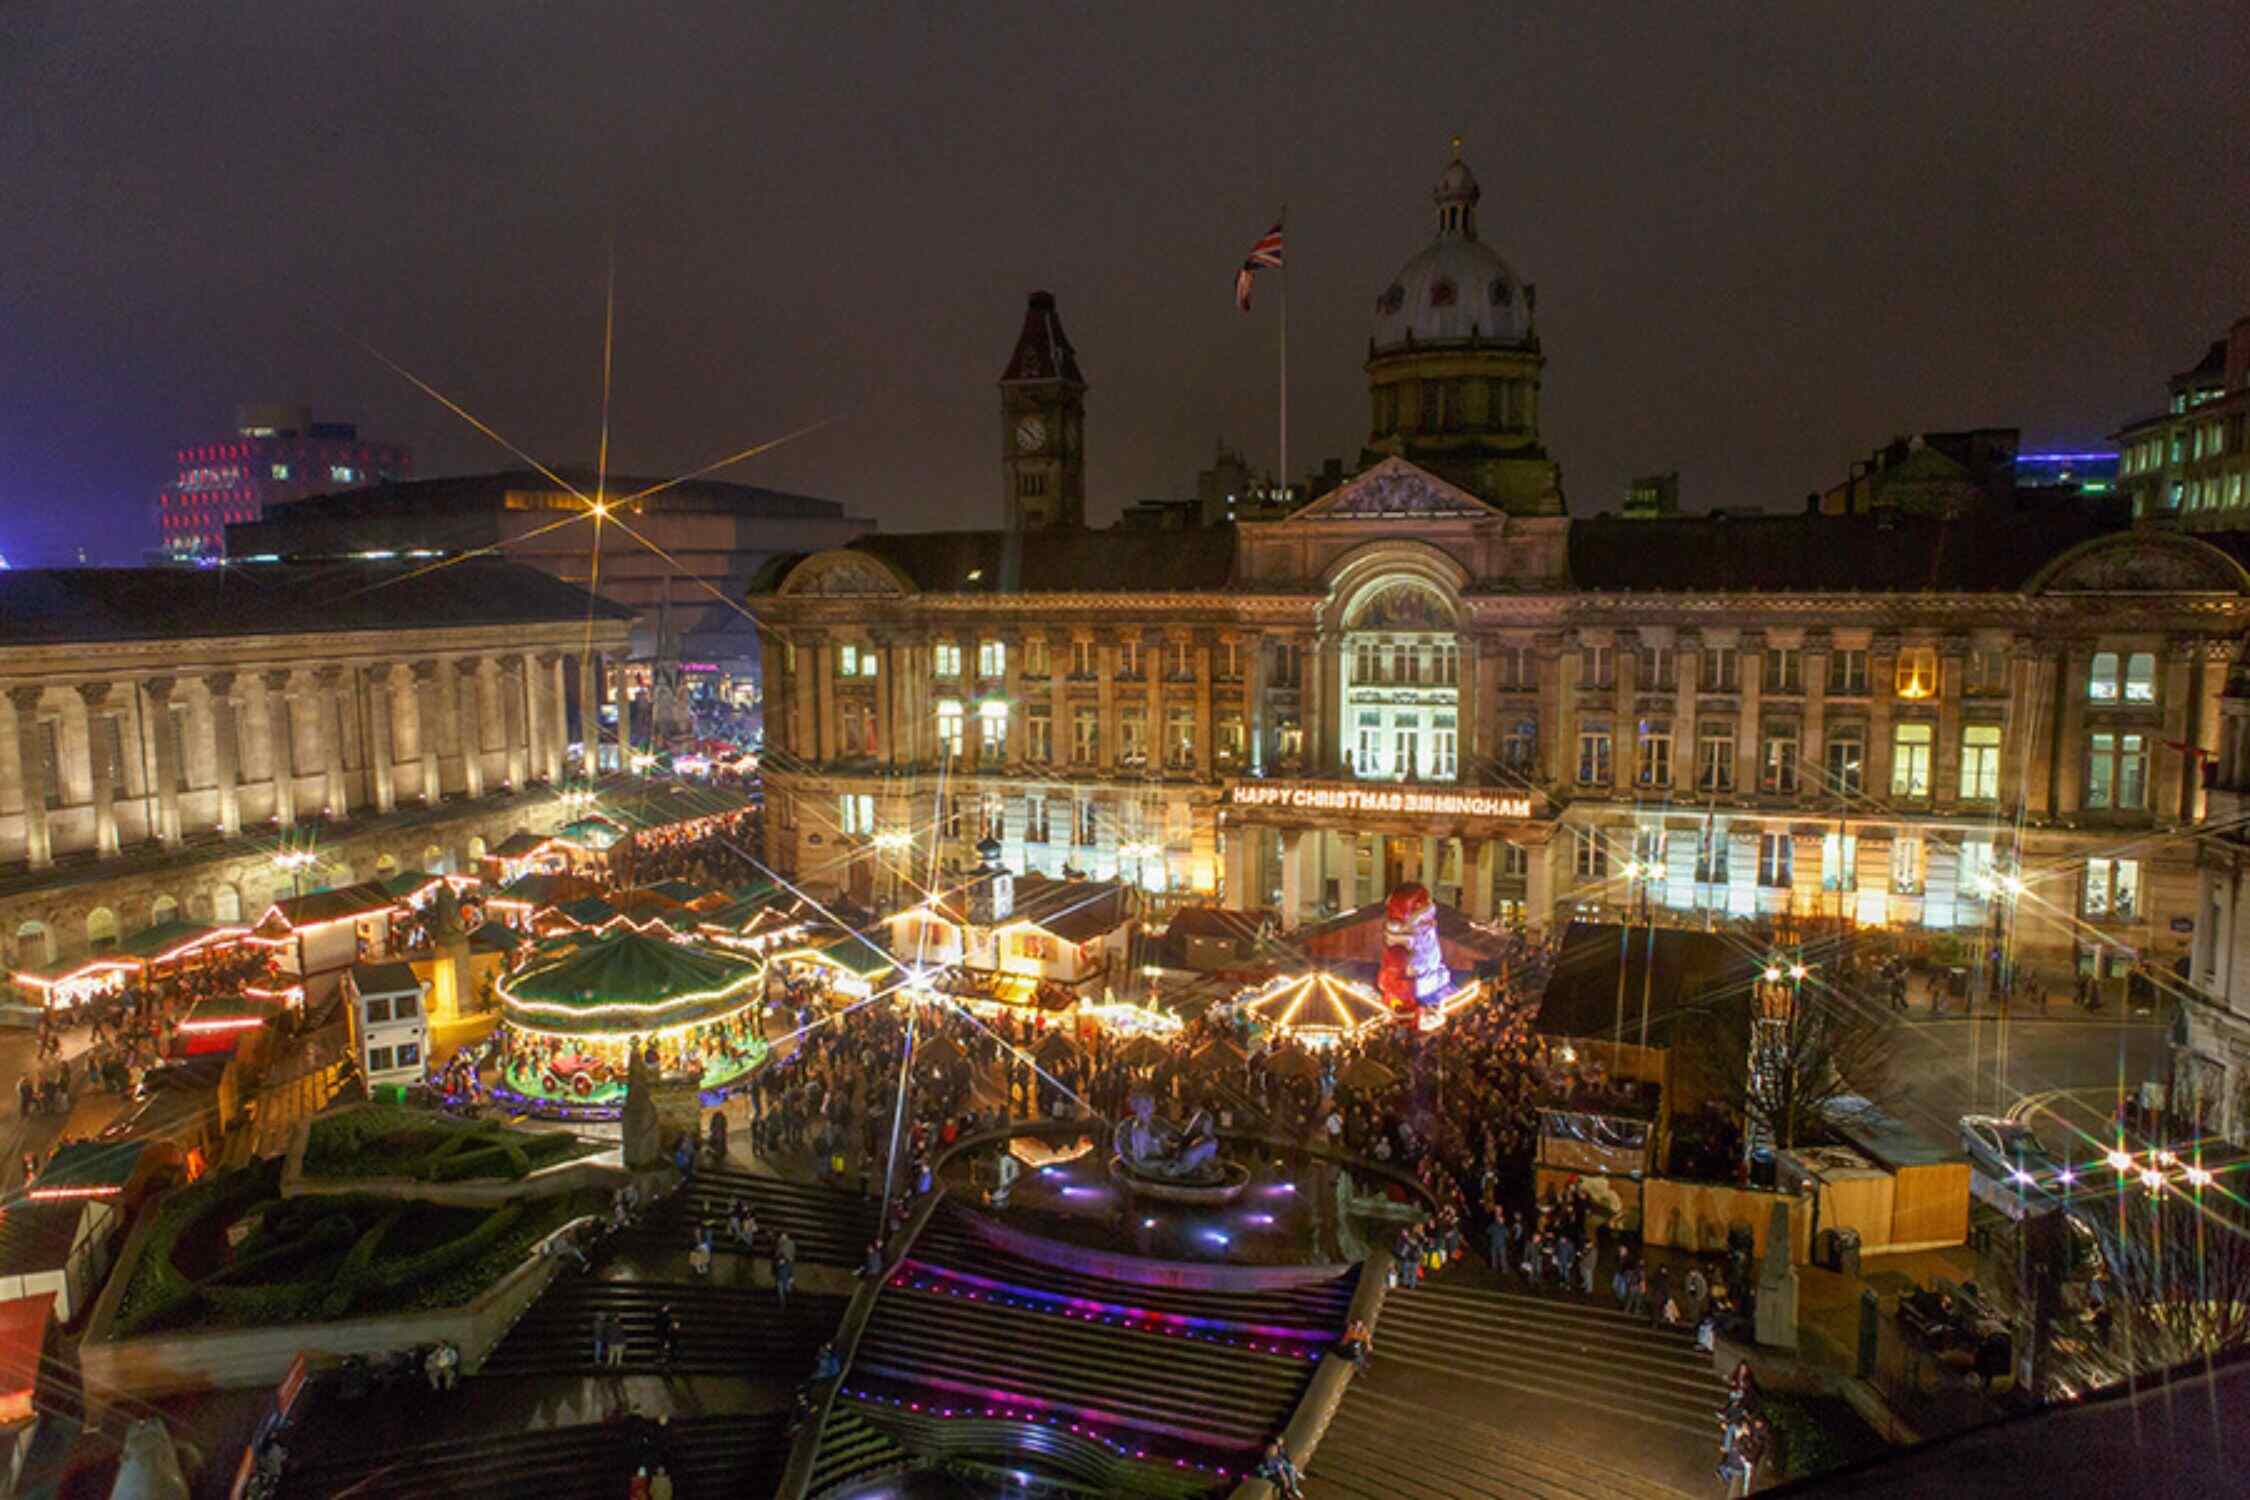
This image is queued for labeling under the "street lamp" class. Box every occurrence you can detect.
[273,848,317,899]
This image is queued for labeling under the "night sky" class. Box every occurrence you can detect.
[4,2,2245,563]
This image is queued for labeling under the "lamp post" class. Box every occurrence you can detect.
[273,848,317,900]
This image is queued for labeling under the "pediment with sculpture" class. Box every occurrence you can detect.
[1286,456,1497,522]
[2027,534,2250,596]
[779,551,912,598]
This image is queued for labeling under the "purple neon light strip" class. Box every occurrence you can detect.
[892,1257,1329,1344]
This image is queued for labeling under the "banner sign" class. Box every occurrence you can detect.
[1226,781,1534,820]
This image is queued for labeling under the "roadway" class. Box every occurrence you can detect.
[1878,1006,2167,1163]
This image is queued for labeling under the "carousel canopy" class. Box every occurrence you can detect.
[500,929,761,1035]
[1237,970,1392,1041]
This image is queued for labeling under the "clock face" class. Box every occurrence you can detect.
[1015,415,1047,453]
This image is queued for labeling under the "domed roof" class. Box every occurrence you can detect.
[1372,143,1528,351]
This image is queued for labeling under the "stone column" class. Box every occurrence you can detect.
[2161,640,2195,820]
[1095,630,1119,773]
[1465,838,1495,921]
[1934,637,1967,811]
[1420,834,1442,891]
[144,676,183,847]
[1801,632,1830,799]
[812,636,836,766]
[1002,630,1026,764]
[872,634,898,766]
[204,672,242,837]
[1674,630,1702,791]
[262,670,296,828]
[413,661,442,804]
[2054,645,2086,813]
[2020,642,2058,817]
[1280,828,1306,929]
[1737,632,1765,786]
[315,667,349,818]
[1525,837,1558,931]
[1308,630,1336,777]
[454,659,486,798]
[1244,631,1269,774]
[1537,631,1570,788]
[1224,822,1250,907]
[1457,631,1482,779]
[367,665,398,814]
[542,652,567,782]
[8,687,53,870]
[498,655,529,789]
[1867,634,1899,801]
[577,653,600,770]
[1194,629,1215,781]
[1046,629,1070,767]
[78,682,120,856]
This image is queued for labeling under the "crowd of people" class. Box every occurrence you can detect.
[600,813,762,892]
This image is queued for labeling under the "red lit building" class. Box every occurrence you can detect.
[156,403,410,559]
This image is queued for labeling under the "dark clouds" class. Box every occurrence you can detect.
[2,1,2244,560]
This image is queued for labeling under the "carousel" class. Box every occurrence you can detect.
[492,927,770,1119]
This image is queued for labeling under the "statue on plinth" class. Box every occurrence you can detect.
[1112,1092,1222,1184]
[621,1041,661,1171]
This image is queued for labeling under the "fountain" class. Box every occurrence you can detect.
[1108,1092,1251,1204]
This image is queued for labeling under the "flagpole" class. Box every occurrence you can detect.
[1278,212,1289,500]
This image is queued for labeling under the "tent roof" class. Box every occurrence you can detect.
[502,929,760,1032]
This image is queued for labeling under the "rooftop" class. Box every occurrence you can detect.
[1534,922,1762,1044]
[0,559,634,645]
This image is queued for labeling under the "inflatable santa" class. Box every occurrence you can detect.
[1378,883,1452,1030]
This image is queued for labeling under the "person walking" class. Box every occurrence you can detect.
[591,1309,611,1367]
[659,1304,682,1366]
[773,1232,796,1309]
[689,1225,713,1279]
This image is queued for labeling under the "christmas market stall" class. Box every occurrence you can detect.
[7,919,249,1015]
[493,928,769,1119]
[768,932,897,1007]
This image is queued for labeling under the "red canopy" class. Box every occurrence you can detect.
[0,1293,55,1424]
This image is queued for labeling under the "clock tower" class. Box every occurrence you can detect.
[998,290,1087,529]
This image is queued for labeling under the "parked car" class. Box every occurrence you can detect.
[1960,1114,2076,1215]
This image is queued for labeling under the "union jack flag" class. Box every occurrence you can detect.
[1235,220,1284,310]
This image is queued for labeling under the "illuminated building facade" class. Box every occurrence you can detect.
[2114,315,2250,528]
[157,404,410,560]
[0,560,633,978]
[754,149,2250,984]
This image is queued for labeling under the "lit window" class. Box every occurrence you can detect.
[1821,833,1858,891]
[2083,857,2141,919]
[1574,827,1608,878]
[1636,719,1671,787]
[2085,731,2148,810]
[1960,724,2002,800]
[1577,723,1612,785]
[1761,732,1798,794]
[838,794,875,836]
[1071,709,1099,765]
[935,700,964,756]
[1758,833,1793,888]
[1891,838,1924,895]
[329,465,357,483]
[1895,646,1938,699]
[978,639,1006,677]
[2123,652,2156,703]
[933,642,962,678]
[1166,705,1196,768]
[271,463,291,480]
[978,700,1008,757]
[1696,722,1734,791]
[1891,722,1933,797]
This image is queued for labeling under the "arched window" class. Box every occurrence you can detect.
[151,894,179,927]
[212,884,243,924]
[423,844,447,875]
[14,921,49,968]
[375,853,399,877]
[86,907,119,953]
[467,836,488,863]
